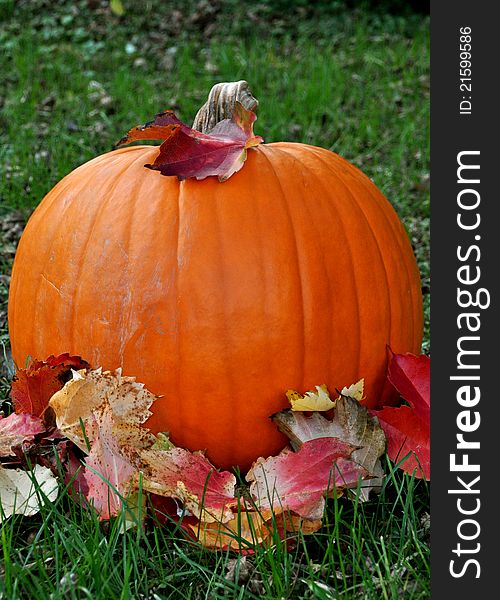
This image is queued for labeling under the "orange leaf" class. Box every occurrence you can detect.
[187,507,322,552]
[11,354,89,417]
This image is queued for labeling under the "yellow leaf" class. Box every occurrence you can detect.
[287,384,335,412]
[189,506,322,551]
[49,368,156,452]
[340,378,365,401]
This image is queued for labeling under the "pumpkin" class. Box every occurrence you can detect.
[8,82,423,471]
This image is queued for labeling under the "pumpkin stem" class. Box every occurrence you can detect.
[192,81,259,133]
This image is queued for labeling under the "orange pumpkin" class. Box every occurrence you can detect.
[8,88,422,471]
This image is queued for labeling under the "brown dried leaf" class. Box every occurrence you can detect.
[49,368,156,451]
[48,368,157,518]
[187,504,322,552]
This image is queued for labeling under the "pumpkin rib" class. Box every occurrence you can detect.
[207,180,238,449]
[346,158,423,355]
[305,146,394,374]
[9,167,104,362]
[271,144,363,383]
[116,152,158,366]
[169,174,183,429]
[336,156,420,353]
[257,147,306,389]
[330,161,414,370]
[331,166,395,386]
[250,157,274,386]
[68,151,149,357]
[28,155,132,358]
[172,177,239,456]
[268,145,336,385]
[297,151,364,381]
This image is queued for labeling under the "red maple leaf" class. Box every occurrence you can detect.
[246,438,367,520]
[117,102,263,181]
[373,353,430,480]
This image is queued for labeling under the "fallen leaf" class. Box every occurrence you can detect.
[225,555,250,584]
[246,438,366,520]
[0,413,45,457]
[287,379,364,412]
[374,405,429,479]
[0,464,58,520]
[63,444,89,498]
[11,354,89,418]
[117,102,263,181]
[274,393,386,499]
[139,447,237,523]
[117,110,185,144]
[373,353,430,480]
[340,378,365,402]
[110,0,125,16]
[287,384,335,412]
[188,506,322,552]
[83,408,143,519]
[49,368,156,451]
[43,354,90,370]
[48,369,157,518]
[388,353,430,423]
[187,507,271,551]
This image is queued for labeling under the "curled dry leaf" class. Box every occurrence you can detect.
[274,390,386,500]
[83,408,144,520]
[287,384,334,412]
[0,464,58,520]
[246,438,366,521]
[287,379,364,412]
[49,368,157,518]
[49,368,156,451]
[373,353,430,480]
[190,506,322,552]
[0,413,45,457]
[11,354,89,418]
[117,102,263,182]
[341,379,365,402]
[139,447,237,523]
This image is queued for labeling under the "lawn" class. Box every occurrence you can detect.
[0,1,430,598]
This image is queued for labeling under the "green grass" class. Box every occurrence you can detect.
[1,458,430,599]
[0,2,430,597]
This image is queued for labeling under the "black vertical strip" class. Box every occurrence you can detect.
[431,1,499,596]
